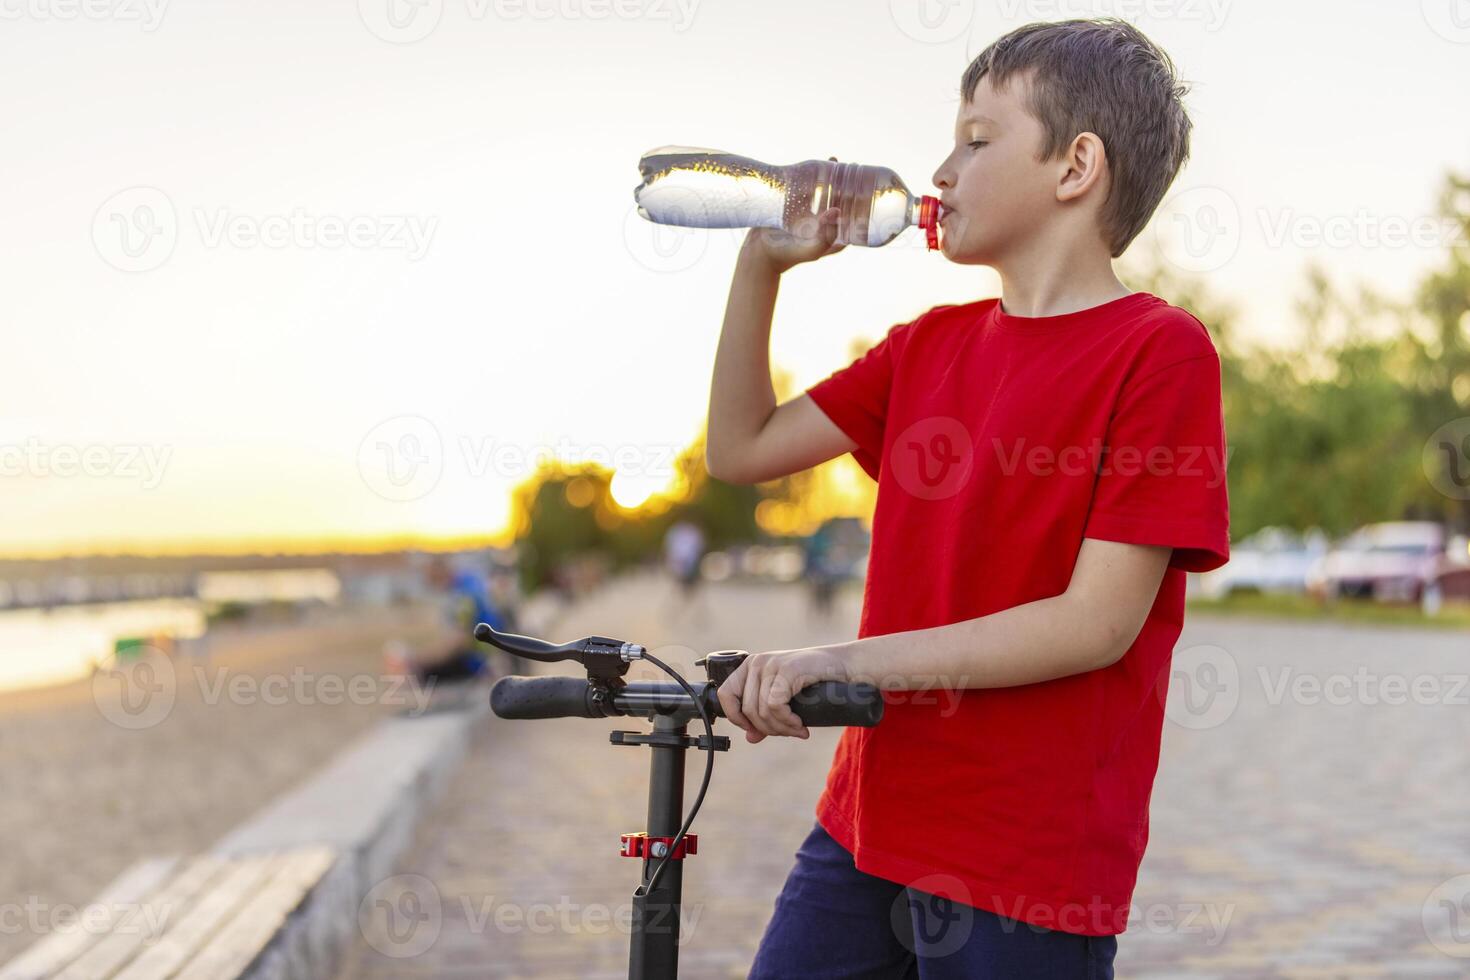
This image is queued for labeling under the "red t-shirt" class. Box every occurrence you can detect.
[803,291,1230,937]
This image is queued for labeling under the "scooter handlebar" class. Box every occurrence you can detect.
[489,675,883,727]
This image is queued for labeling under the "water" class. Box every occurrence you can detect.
[634,146,936,248]
[0,598,207,694]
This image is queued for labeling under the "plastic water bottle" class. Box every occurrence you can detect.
[634,146,942,250]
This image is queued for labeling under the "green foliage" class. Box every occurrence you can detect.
[1133,172,1470,539]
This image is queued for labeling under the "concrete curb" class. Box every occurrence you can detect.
[212,694,487,980]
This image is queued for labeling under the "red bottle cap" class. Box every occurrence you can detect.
[918,196,940,251]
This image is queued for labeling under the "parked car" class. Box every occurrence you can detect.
[1306,522,1469,607]
[1198,526,1328,599]
[1424,535,1470,614]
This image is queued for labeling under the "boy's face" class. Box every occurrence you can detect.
[932,72,1060,265]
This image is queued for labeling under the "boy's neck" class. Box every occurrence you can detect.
[994,242,1132,319]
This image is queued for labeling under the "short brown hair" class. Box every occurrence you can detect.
[962,19,1191,257]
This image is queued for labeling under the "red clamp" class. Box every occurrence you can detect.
[620,833,698,860]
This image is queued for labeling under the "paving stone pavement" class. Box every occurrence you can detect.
[334,573,1470,979]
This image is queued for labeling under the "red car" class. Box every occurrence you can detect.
[1306,522,1470,609]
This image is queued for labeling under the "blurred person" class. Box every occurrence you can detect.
[384,556,512,690]
[802,522,840,621]
[662,519,709,623]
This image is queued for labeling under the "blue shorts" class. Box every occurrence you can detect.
[749,822,1117,980]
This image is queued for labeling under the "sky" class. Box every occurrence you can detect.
[2,0,1468,555]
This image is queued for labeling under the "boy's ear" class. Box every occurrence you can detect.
[1056,131,1108,203]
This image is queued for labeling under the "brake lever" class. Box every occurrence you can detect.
[474,622,642,688]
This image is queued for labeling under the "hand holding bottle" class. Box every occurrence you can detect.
[744,203,846,274]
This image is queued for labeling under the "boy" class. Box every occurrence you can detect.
[705,19,1229,979]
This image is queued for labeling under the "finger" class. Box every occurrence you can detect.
[766,672,808,738]
[718,669,751,734]
[757,669,802,738]
[742,660,768,743]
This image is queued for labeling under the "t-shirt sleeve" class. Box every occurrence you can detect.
[1083,350,1231,572]
[803,320,910,481]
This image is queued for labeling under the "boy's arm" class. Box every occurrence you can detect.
[718,538,1171,742]
[705,213,856,485]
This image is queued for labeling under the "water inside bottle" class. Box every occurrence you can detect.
[635,146,922,247]
[635,146,786,229]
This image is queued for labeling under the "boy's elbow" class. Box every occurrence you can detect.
[1088,612,1147,670]
[704,447,752,485]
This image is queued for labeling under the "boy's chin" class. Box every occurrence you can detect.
[939,237,992,265]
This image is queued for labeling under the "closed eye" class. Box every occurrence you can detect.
[968,140,988,149]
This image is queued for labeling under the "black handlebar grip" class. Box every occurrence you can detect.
[490,676,604,720]
[788,682,884,727]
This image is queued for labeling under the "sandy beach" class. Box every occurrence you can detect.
[0,603,443,965]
